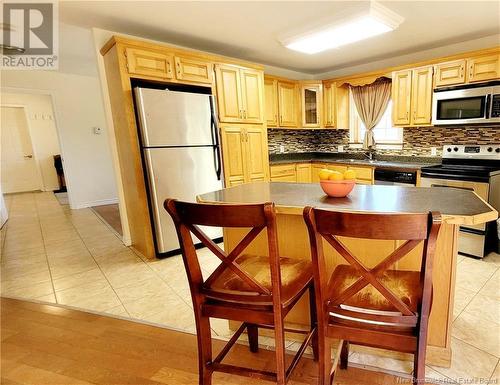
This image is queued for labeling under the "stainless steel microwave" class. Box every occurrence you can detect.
[432,82,500,125]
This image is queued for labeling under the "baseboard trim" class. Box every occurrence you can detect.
[72,198,119,209]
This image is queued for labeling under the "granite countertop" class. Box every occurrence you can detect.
[269,152,440,170]
[198,182,497,226]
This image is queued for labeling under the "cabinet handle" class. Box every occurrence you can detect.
[244,110,247,119]
[176,63,181,76]
[469,65,474,79]
[413,111,416,122]
[239,109,243,119]
[406,111,409,120]
[460,66,464,78]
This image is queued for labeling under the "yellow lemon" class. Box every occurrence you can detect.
[318,169,333,181]
[328,171,344,181]
[343,169,356,180]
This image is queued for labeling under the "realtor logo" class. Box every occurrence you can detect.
[1,1,58,69]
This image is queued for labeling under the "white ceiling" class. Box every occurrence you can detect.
[60,1,500,75]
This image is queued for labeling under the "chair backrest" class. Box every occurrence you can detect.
[303,208,441,327]
[164,199,282,305]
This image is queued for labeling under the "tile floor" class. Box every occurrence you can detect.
[1,191,499,384]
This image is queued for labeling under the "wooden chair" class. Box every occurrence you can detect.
[303,208,441,385]
[165,199,318,385]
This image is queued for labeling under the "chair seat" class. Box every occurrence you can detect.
[207,254,312,305]
[327,264,421,315]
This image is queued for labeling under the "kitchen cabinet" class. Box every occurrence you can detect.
[215,64,264,124]
[278,81,299,127]
[467,54,500,83]
[300,82,322,128]
[220,124,269,187]
[434,59,466,87]
[392,70,412,126]
[323,83,335,127]
[323,82,350,129]
[264,77,278,127]
[296,163,311,182]
[411,66,434,125]
[270,164,297,182]
[174,56,213,84]
[240,69,265,123]
[125,47,174,79]
[245,125,269,182]
[392,66,433,127]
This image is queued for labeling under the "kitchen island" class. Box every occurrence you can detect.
[198,182,497,367]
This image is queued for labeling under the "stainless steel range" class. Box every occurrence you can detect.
[421,144,500,258]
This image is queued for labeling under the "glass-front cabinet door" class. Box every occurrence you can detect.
[300,82,322,128]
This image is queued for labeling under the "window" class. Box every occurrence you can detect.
[349,90,403,148]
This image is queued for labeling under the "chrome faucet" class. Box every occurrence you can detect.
[364,149,375,161]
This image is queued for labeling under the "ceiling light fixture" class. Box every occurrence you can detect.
[281,2,404,55]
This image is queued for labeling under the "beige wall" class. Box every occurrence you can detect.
[1,72,118,209]
[1,93,61,191]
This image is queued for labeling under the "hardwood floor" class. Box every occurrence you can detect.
[91,204,122,235]
[1,298,418,385]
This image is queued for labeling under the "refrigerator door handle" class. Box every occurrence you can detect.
[209,96,222,181]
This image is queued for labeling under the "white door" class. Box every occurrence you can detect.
[1,106,41,193]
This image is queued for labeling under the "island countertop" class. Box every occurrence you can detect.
[198,182,497,226]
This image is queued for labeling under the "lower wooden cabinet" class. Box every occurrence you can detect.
[296,163,311,182]
[220,124,269,187]
[273,162,373,184]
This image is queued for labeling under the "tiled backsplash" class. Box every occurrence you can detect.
[268,126,500,156]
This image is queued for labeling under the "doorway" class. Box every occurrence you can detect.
[1,106,43,193]
[1,92,66,197]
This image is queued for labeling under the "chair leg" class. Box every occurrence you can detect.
[413,333,427,384]
[317,325,331,385]
[340,340,349,370]
[195,315,213,385]
[274,318,287,385]
[247,323,259,353]
[309,285,319,361]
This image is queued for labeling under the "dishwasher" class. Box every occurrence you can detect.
[374,168,417,186]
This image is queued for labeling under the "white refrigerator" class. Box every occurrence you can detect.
[134,87,223,256]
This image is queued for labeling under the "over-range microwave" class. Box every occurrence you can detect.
[432,82,500,125]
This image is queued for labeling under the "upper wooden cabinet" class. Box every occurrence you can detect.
[435,53,500,87]
[240,69,265,123]
[215,64,264,124]
[300,82,322,128]
[278,81,299,127]
[220,124,269,187]
[125,47,174,79]
[174,56,213,84]
[323,83,335,127]
[264,77,278,127]
[392,70,412,125]
[323,82,350,129]
[467,54,500,83]
[411,66,434,126]
[434,59,465,87]
[392,66,433,127]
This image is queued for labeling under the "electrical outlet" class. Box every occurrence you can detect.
[279,145,285,153]
[430,147,437,156]
[338,145,344,153]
